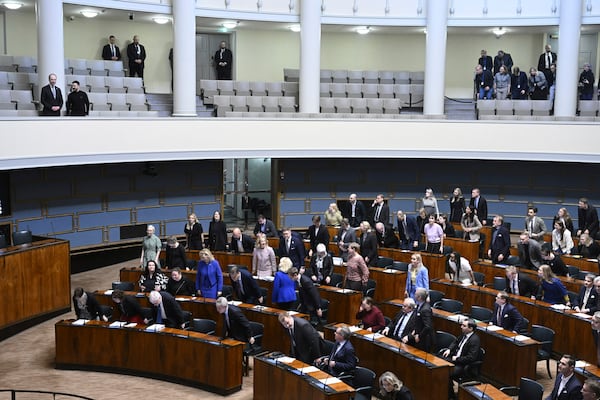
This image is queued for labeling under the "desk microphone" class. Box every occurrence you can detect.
[480,383,488,399]
[322,374,329,391]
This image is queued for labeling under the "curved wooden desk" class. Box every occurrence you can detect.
[55,320,244,395]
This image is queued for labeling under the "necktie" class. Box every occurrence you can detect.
[403,220,407,236]
[225,311,230,328]
[287,239,290,252]
[156,304,163,324]
[513,279,519,296]
[289,328,296,354]
[351,203,356,218]
[456,335,467,357]
[111,45,115,57]
[51,86,56,99]
[393,314,406,337]
[238,279,245,296]
[497,306,503,326]
[375,205,381,221]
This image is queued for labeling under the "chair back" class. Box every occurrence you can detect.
[519,317,530,335]
[376,256,393,268]
[12,230,32,245]
[506,255,520,265]
[112,281,134,291]
[221,285,233,300]
[434,298,463,314]
[321,339,335,356]
[0,234,6,248]
[320,298,330,323]
[434,330,457,354]
[530,324,555,354]
[470,305,493,323]
[364,279,376,297]
[249,321,264,351]
[567,265,580,278]
[519,377,543,400]
[351,366,376,397]
[190,318,216,335]
[428,290,445,305]
[493,276,507,291]
[391,261,409,271]
[330,273,344,288]
[473,272,485,286]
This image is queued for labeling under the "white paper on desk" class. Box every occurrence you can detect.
[348,326,361,332]
[365,332,384,340]
[576,360,591,368]
[124,322,138,328]
[447,314,465,322]
[336,289,353,293]
[145,324,165,332]
[175,297,189,301]
[319,377,342,385]
[382,269,397,274]
[551,304,570,310]
[71,319,89,326]
[229,301,242,306]
[574,312,593,319]
[513,335,530,342]
[287,311,299,315]
[299,366,320,373]
[332,257,343,266]
[261,276,275,282]
[109,321,126,328]
[486,325,502,331]
[278,356,296,364]
[104,290,114,295]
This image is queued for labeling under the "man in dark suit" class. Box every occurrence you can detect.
[126,35,146,78]
[469,188,488,225]
[490,291,525,333]
[215,41,233,80]
[102,35,121,61]
[278,312,322,364]
[278,228,305,268]
[537,44,557,79]
[488,215,510,264]
[40,73,63,116]
[443,318,482,399]
[316,326,356,376]
[72,287,107,321]
[336,218,356,261]
[370,194,390,225]
[289,267,322,324]
[147,290,185,329]
[574,274,599,315]
[307,215,329,256]
[216,296,255,344]
[413,288,434,351]
[381,298,418,342]
[375,222,400,249]
[229,227,254,253]
[358,221,378,266]
[505,265,538,298]
[344,193,366,228]
[478,49,493,72]
[577,198,599,240]
[396,210,420,250]
[545,354,582,400]
[493,50,513,75]
[518,231,543,270]
[308,243,333,285]
[253,214,277,237]
[591,312,600,367]
[228,265,263,304]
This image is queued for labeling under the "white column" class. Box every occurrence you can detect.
[299,0,320,113]
[36,1,65,107]
[172,0,197,117]
[423,0,448,116]
[554,0,583,118]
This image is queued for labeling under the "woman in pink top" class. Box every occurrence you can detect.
[424,214,443,254]
[344,242,369,291]
[252,235,276,278]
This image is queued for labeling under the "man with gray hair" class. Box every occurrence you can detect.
[412,287,434,351]
[147,290,185,329]
[315,326,356,376]
[216,296,255,344]
[381,297,417,342]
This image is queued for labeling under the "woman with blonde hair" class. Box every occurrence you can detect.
[195,248,223,299]
[405,253,429,299]
[252,235,276,278]
[422,188,439,218]
[379,371,414,400]
[324,202,344,226]
[449,187,465,223]
[272,257,296,310]
[537,264,570,305]
[184,213,203,250]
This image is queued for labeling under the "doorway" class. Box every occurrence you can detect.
[196,33,233,94]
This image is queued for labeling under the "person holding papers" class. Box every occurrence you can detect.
[147,291,185,329]
[315,326,356,377]
[489,291,525,333]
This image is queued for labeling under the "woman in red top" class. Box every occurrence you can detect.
[356,296,385,332]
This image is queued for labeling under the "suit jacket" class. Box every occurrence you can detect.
[575,286,599,314]
[371,203,390,225]
[308,253,333,283]
[344,201,366,227]
[232,268,262,304]
[102,43,121,60]
[230,233,254,254]
[253,219,277,237]
[578,205,599,239]
[396,215,420,248]
[410,302,434,351]
[290,317,322,364]
[376,224,400,249]
[489,225,510,263]
[490,303,525,332]
[493,53,513,75]
[40,84,63,116]
[327,340,356,375]
[505,273,538,298]
[118,295,144,321]
[545,373,582,400]
[127,43,146,67]
[278,235,305,268]
[517,240,543,270]
[468,196,488,223]
[223,304,252,342]
[386,311,417,341]
[166,276,195,297]
[538,51,557,72]
[152,291,184,328]
[478,55,493,71]
[525,216,547,242]
[336,227,356,258]
[308,224,330,251]
[297,274,321,313]
[358,231,378,266]
[448,333,481,366]
[73,291,103,319]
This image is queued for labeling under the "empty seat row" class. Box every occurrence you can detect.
[86,93,149,111]
[199,80,298,104]
[577,100,600,116]
[320,97,402,114]
[65,75,144,93]
[0,71,38,90]
[319,82,424,104]
[224,111,432,119]
[476,99,553,118]
[479,114,600,122]
[0,55,37,73]
[283,68,425,84]
[212,95,297,117]
[88,110,159,118]
[0,89,36,110]
[66,59,126,76]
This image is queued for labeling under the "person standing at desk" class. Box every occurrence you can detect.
[405,253,429,300]
[443,318,482,400]
[272,257,297,310]
[505,265,538,298]
[278,228,305,269]
[252,236,276,278]
[73,287,108,321]
[344,242,369,291]
[396,210,420,250]
[518,231,543,271]
[184,213,203,250]
[307,215,329,256]
[469,188,488,225]
[278,311,322,364]
[40,73,63,116]
[208,211,227,251]
[358,221,378,266]
[336,218,356,261]
[315,326,356,377]
[111,289,144,323]
[424,214,444,254]
[545,354,582,400]
[229,265,263,304]
[147,290,185,329]
[445,251,476,284]
[574,274,599,315]
[537,264,570,306]
[413,287,434,352]
[344,193,366,228]
[140,225,161,270]
[229,227,254,254]
[309,243,333,285]
[490,291,525,333]
[488,215,510,264]
[195,249,223,299]
[166,267,195,297]
[253,214,277,238]
[215,297,255,344]
[370,194,390,226]
[126,35,146,78]
[165,236,187,269]
[289,267,322,325]
[139,260,167,292]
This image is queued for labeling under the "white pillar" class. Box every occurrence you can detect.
[554,0,583,118]
[299,0,320,113]
[423,0,448,116]
[172,0,197,116]
[36,1,65,107]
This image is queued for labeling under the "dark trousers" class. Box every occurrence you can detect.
[129,62,144,78]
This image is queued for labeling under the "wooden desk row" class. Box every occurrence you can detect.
[254,353,355,400]
[55,319,244,395]
[378,299,540,387]
[323,323,453,399]
[458,383,512,400]
[429,278,597,364]
[94,290,306,355]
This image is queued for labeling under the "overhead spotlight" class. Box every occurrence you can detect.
[492,27,507,38]
[356,26,370,35]
[153,16,170,24]
[222,21,238,29]
[80,10,99,18]
[289,24,301,33]
[1,1,22,10]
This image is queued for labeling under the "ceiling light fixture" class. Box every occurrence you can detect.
[153,16,170,24]
[356,26,370,35]
[2,1,22,10]
[492,27,507,38]
[222,21,238,29]
[80,10,99,18]
[289,24,301,33]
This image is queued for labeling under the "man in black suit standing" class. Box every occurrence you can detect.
[396,210,420,250]
[577,198,599,240]
[344,193,366,228]
[40,73,63,116]
[493,50,513,75]
[216,296,255,344]
[469,188,488,225]
[545,354,582,400]
[371,194,390,226]
[443,318,482,399]
[537,44,557,79]
[478,49,493,72]
[381,298,417,342]
[215,41,233,80]
[279,228,305,268]
[358,221,378,267]
[228,265,263,304]
[413,288,434,351]
[518,231,543,270]
[289,267,322,324]
[278,312,322,364]
[102,35,121,61]
[488,215,510,264]
[253,214,277,237]
[229,227,254,254]
[147,290,185,329]
[127,35,146,78]
[505,265,538,298]
[490,291,525,333]
[307,215,329,256]
[315,326,356,376]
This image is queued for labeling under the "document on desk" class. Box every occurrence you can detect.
[364,332,384,340]
[382,269,398,274]
[513,335,530,342]
[298,366,320,373]
[145,324,165,332]
[277,356,296,364]
[348,326,362,332]
[109,321,127,328]
[486,325,502,331]
[71,319,89,326]
[124,322,138,328]
[104,290,114,295]
[176,297,189,301]
[336,289,354,293]
[550,304,570,311]
[576,360,591,368]
[447,314,466,322]
[287,311,299,315]
[319,377,342,385]
[574,312,593,319]
[229,301,242,306]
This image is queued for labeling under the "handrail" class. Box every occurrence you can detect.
[0,389,94,400]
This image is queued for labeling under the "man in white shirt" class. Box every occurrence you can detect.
[545,354,582,400]
[443,318,481,399]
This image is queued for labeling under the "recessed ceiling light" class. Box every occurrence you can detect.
[80,10,99,18]
[153,16,170,24]
[222,21,238,29]
[289,25,301,33]
[492,27,507,37]
[356,26,370,35]
[2,2,22,10]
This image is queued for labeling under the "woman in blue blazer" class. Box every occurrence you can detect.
[195,249,223,299]
[405,253,429,299]
[272,257,297,310]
